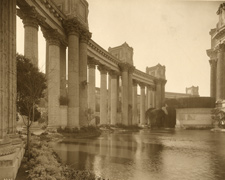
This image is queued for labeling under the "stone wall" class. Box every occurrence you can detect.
[176,108,213,129]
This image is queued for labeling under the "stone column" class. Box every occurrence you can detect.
[98,65,108,124]
[209,59,217,98]
[155,80,162,108]
[79,33,91,126]
[42,29,61,127]
[119,63,129,125]
[22,11,39,67]
[161,80,166,106]
[139,83,146,125]
[63,19,80,127]
[108,73,111,124]
[0,0,17,137]
[88,58,98,114]
[110,71,118,125]
[152,88,156,108]
[128,66,135,125]
[216,44,225,100]
[60,45,67,98]
[132,80,138,124]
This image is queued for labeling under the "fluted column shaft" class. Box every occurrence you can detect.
[209,59,217,98]
[132,81,138,124]
[140,83,146,125]
[88,59,97,114]
[46,37,61,127]
[156,81,162,108]
[152,90,156,108]
[110,72,118,125]
[121,65,129,125]
[0,0,17,138]
[128,67,134,125]
[79,36,89,126]
[108,74,111,124]
[68,32,80,127]
[60,45,67,98]
[216,44,225,100]
[23,17,39,67]
[98,65,108,124]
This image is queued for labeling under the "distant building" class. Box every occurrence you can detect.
[165,86,200,99]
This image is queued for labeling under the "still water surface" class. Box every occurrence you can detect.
[52,129,225,180]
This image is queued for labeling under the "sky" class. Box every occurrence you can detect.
[16,0,222,96]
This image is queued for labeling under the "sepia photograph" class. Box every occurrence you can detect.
[0,0,225,179]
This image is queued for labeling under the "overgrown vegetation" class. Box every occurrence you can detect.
[21,136,106,180]
[17,54,47,159]
[211,108,225,129]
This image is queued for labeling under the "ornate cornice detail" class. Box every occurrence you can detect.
[98,65,108,74]
[80,30,92,43]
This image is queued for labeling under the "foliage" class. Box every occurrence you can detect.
[17,54,47,160]
[17,54,47,120]
[85,108,95,125]
[211,108,225,129]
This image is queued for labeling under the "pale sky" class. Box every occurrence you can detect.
[16,1,222,96]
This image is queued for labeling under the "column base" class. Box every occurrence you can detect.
[0,138,24,180]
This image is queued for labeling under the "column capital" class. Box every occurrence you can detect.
[139,82,146,89]
[206,49,217,59]
[109,70,120,78]
[129,66,135,74]
[133,79,138,86]
[41,28,61,46]
[209,59,217,67]
[17,7,45,30]
[80,30,92,43]
[63,17,92,39]
[154,78,167,85]
[119,62,131,72]
[88,57,99,68]
[98,65,108,74]
[217,43,225,53]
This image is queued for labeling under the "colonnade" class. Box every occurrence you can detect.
[17,5,166,128]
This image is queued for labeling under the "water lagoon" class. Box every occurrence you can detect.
[52,129,225,180]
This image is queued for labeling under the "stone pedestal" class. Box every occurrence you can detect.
[98,65,108,124]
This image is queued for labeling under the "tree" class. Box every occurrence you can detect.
[17,54,47,159]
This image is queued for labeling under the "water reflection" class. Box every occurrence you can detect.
[52,130,225,180]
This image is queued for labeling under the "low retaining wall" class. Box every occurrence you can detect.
[176,108,213,129]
